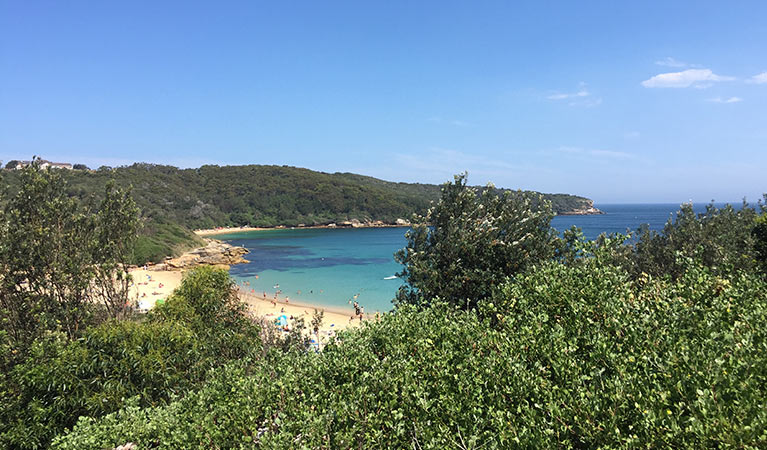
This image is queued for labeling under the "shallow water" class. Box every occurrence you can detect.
[223,227,407,313]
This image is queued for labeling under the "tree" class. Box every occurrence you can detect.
[754,212,767,273]
[311,308,324,350]
[91,182,140,319]
[72,164,89,170]
[395,173,558,311]
[150,266,262,362]
[0,161,140,353]
[4,160,20,169]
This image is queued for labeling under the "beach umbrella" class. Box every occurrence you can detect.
[276,315,288,327]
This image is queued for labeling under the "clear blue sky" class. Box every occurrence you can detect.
[1,1,765,203]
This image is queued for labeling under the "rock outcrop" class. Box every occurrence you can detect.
[165,239,249,269]
[557,200,604,215]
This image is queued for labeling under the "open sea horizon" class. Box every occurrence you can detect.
[221,202,743,313]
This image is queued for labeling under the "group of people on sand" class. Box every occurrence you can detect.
[353,301,364,321]
[237,277,369,321]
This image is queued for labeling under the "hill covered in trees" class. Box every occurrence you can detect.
[1,163,598,262]
[2,163,598,229]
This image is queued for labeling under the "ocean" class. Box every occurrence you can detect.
[221,203,738,313]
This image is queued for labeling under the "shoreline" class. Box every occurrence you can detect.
[236,285,364,317]
[127,267,373,333]
[237,287,372,333]
[195,223,410,237]
[194,210,605,237]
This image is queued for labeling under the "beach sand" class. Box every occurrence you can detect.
[194,223,406,237]
[237,289,366,334]
[128,268,183,310]
[195,226,270,237]
[127,267,368,336]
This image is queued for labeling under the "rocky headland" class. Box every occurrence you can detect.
[150,239,249,270]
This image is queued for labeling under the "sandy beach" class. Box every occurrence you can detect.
[128,268,183,310]
[127,267,369,337]
[195,226,271,236]
[195,223,408,237]
[237,288,367,334]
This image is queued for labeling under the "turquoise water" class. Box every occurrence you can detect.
[222,203,740,313]
[222,227,406,313]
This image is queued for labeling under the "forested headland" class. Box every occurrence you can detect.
[1,163,599,263]
[2,165,766,448]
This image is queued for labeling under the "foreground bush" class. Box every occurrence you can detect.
[0,321,200,448]
[627,200,765,280]
[149,266,262,363]
[487,259,767,447]
[55,260,767,448]
[0,267,263,450]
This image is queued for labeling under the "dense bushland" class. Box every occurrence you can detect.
[0,165,266,448]
[54,259,767,448]
[132,220,206,264]
[3,167,767,448]
[0,267,264,449]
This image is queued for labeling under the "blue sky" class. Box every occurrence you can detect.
[1,1,765,203]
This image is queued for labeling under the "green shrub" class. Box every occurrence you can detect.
[0,321,200,449]
[485,259,767,447]
[1,267,263,450]
[54,260,767,448]
[754,213,767,272]
[629,201,762,279]
[150,266,262,362]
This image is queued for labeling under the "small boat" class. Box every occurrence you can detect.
[383,275,398,280]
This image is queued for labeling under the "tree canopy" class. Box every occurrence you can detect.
[395,173,558,310]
